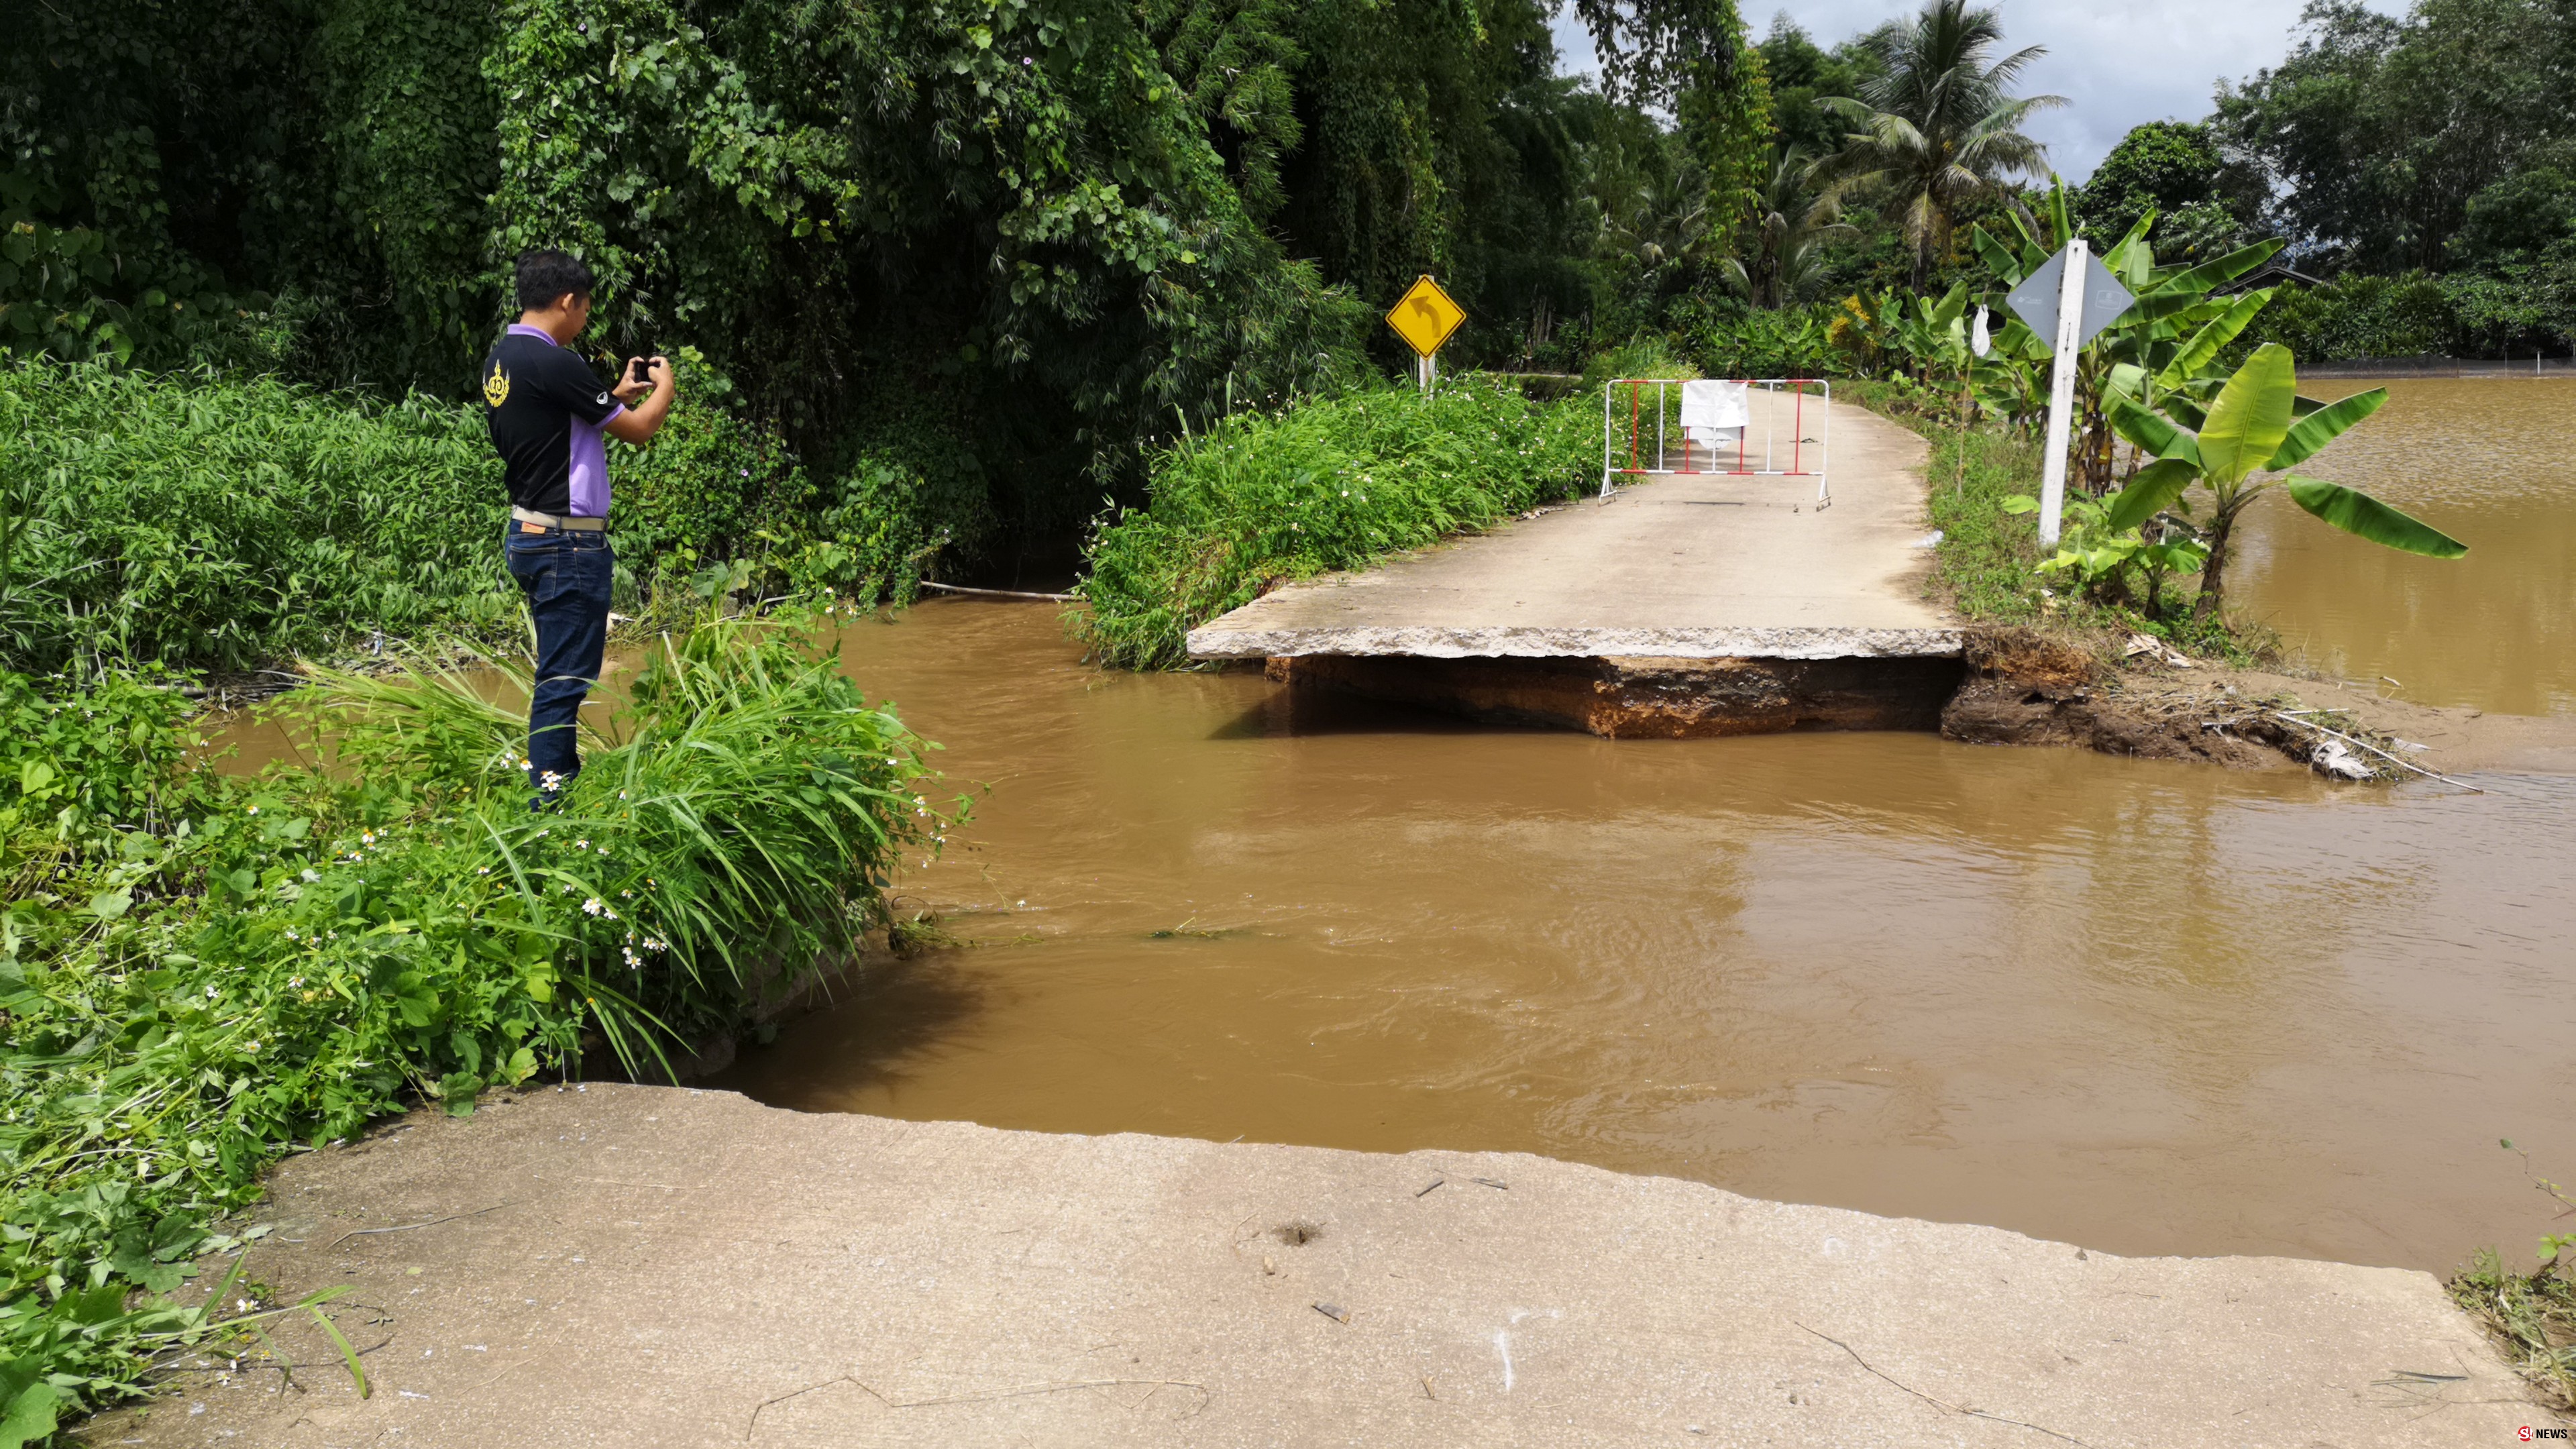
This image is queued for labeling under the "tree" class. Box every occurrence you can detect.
[2106,343,2465,619]
[1756,17,1882,160]
[2078,121,2261,260]
[2215,0,2575,272]
[1723,148,1851,307]
[1570,0,1774,262]
[1817,0,2064,288]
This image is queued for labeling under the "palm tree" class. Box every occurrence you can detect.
[1723,148,1854,309]
[1819,0,2064,288]
[1601,174,1712,299]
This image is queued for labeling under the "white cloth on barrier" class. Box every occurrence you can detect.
[1679,378,1748,449]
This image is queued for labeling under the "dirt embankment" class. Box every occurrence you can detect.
[1943,627,2576,778]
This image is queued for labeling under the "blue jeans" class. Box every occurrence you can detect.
[504,525,613,806]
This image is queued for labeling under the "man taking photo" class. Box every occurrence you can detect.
[480,249,676,808]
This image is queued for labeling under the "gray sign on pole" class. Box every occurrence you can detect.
[2005,246,2137,348]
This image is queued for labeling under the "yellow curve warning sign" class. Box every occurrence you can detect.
[1385,274,1466,358]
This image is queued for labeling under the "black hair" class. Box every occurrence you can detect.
[515,249,595,312]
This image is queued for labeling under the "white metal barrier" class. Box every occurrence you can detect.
[1601,378,1830,506]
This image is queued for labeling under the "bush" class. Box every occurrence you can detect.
[2251,264,2576,362]
[1075,376,1599,668]
[0,616,954,1420]
[1666,296,1843,379]
[0,361,517,675]
[2254,273,2462,361]
[0,360,1009,675]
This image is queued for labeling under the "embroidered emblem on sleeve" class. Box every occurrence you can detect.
[483,362,511,408]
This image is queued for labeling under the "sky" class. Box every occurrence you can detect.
[1548,1,2414,180]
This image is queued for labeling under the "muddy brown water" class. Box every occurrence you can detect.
[709,596,2573,1275]
[2239,376,2576,716]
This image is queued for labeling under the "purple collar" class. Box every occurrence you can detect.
[507,323,563,345]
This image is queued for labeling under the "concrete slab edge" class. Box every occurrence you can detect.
[1185,625,1969,661]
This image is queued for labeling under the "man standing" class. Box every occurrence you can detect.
[480,249,675,807]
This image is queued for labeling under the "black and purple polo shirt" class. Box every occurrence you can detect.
[480,324,625,518]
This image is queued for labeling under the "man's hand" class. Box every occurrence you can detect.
[604,355,678,445]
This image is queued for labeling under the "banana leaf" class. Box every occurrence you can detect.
[2196,343,2296,482]
[2286,477,2467,557]
[2103,458,2202,532]
[2108,394,2203,465]
[2267,387,2388,470]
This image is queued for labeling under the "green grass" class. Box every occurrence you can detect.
[0,615,957,1428]
[0,358,971,679]
[2452,1249,2576,1413]
[1074,376,1601,668]
[1846,381,2263,663]
[0,361,519,676]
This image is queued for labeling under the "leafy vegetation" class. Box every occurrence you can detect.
[2104,343,2465,617]
[2,0,1773,570]
[2451,1142,2576,1414]
[1075,378,1597,668]
[0,358,1008,678]
[0,362,514,676]
[0,616,952,1426]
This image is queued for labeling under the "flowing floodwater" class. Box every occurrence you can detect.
[2237,376,2576,715]
[379,374,2553,1278]
[721,620,2573,1278]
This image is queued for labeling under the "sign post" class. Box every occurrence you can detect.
[1385,274,1466,398]
[2004,241,2136,546]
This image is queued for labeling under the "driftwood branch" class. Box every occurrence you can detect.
[916,580,1077,603]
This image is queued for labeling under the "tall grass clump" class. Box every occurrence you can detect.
[0,361,516,676]
[0,616,953,1427]
[1075,376,1599,668]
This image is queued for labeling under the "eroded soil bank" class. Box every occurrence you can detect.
[1260,631,2576,777]
[1941,628,2576,777]
[98,1085,2557,1448]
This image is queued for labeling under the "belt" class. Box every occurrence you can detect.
[511,506,607,533]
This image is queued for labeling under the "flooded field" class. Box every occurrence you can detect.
[2237,376,2576,715]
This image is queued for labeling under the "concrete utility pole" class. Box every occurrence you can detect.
[2037,238,2088,547]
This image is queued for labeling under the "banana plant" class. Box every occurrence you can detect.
[2004,490,2211,619]
[1828,282,1970,380]
[2106,343,2465,620]
[1969,182,2289,492]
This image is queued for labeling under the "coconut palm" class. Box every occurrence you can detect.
[1820,0,2065,288]
[1723,147,1854,309]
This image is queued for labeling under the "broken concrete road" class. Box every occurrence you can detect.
[106,1085,2553,1447]
[1187,398,1962,664]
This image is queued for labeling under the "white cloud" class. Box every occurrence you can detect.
[1549,1,2411,178]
